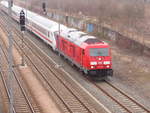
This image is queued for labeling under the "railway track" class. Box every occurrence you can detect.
[0,45,15,113]
[20,22,150,112]
[0,39,39,113]
[1,9,149,113]
[0,10,104,113]
[88,78,150,113]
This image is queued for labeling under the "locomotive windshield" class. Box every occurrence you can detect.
[90,48,109,56]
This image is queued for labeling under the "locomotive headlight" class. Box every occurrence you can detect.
[106,65,110,68]
[91,66,94,69]
[104,61,110,65]
[90,62,97,65]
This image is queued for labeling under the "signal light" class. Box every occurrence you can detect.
[42,2,46,11]
[42,2,47,14]
[20,10,25,31]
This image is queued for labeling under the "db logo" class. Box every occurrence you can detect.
[98,62,102,64]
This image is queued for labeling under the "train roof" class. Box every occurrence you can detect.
[1,1,108,48]
[0,1,67,32]
[61,28,108,47]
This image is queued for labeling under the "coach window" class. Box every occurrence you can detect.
[51,33,53,38]
[48,32,50,37]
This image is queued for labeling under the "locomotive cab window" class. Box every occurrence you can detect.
[90,48,109,56]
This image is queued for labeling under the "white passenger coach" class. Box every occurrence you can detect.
[0,0,67,51]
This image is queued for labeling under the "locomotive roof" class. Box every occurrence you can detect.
[61,28,107,47]
[1,1,67,32]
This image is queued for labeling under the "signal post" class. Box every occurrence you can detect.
[20,10,26,66]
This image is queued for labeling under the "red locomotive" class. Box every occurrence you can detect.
[56,28,113,79]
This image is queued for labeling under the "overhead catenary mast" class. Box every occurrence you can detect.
[7,0,14,113]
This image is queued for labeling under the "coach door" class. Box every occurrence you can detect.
[54,32,60,50]
[70,45,75,59]
[71,45,75,58]
[76,48,82,64]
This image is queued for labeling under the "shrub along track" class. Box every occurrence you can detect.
[0,9,108,113]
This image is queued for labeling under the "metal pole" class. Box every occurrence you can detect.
[58,0,60,35]
[58,0,60,55]
[0,90,3,113]
[25,0,27,24]
[0,45,2,113]
[21,31,25,66]
[0,46,3,113]
[142,0,145,55]
[0,45,1,74]
[8,0,14,113]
